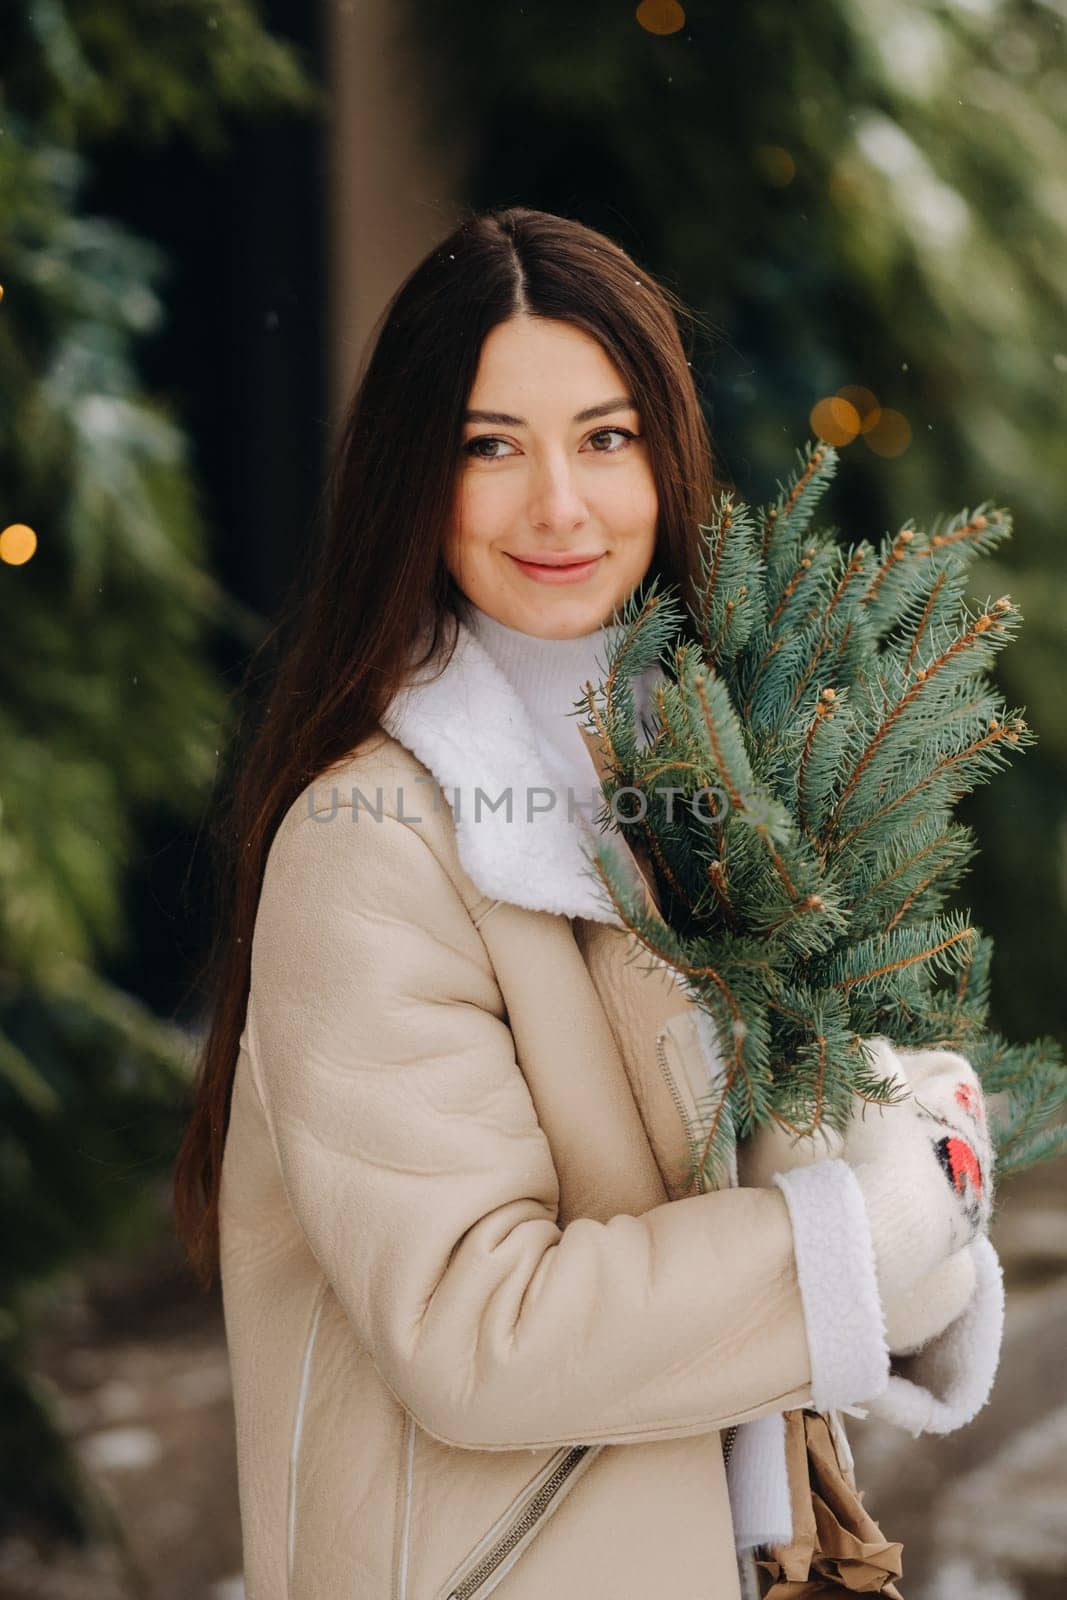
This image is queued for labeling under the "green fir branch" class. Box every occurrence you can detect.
[576,439,1064,1172]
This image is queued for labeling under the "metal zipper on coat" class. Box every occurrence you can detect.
[445,1444,593,1600]
[654,1032,708,1195]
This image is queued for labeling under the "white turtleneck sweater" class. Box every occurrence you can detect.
[466,603,662,834]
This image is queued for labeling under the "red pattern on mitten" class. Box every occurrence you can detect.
[906,1046,995,1241]
[938,1134,984,1200]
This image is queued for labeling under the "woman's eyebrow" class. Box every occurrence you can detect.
[462,396,637,426]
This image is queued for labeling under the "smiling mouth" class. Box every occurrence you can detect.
[507,553,605,567]
[505,551,606,585]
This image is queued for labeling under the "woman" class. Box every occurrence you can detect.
[174,207,1005,1599]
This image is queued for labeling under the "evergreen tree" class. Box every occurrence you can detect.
[0,0,319,1547]
[581,440,1067,1194]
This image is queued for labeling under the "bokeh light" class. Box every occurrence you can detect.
[809,387,911,456]
[1,523,38,564]
[636,0,686,36]
[836,385,881,433]
[754,145,796,187]
[862,408,912,457]
[828,158,871,210]
[809,396,862,446]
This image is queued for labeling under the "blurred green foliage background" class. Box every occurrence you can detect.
[0,0,321,1549]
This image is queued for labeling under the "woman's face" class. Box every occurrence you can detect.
[446,315,658,639]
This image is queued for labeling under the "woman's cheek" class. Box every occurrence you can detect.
[610,459,658,533]
[458,472,514,543]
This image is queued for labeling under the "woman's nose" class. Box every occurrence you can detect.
[525,453,589,532]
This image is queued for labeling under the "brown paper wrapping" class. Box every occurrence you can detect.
[753,1409,905,1598]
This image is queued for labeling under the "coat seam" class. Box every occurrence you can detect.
[472,898,504,928]
[286,1279,327,1592]
[394,1411,417,1600]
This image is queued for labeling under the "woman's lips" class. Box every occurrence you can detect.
[507,553,605,585]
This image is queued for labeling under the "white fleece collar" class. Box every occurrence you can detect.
[380,615,637,926]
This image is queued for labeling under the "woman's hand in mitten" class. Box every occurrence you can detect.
[881,1242,978,1356]
[736,1112,845,1189]
[845,1037,995,1319]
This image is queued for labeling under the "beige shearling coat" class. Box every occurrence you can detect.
[218,618,1003,1599]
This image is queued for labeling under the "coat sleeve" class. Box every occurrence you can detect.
[244,804,889,1451]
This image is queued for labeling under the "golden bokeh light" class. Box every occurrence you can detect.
[828,160,869,209]
[862,408,912,458]
[837,385,881,433]
[754,145,796,187]
[0,523,38,565]
[636,0,686,35]
[809,396,862,447]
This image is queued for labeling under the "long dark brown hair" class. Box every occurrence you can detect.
[172,204,731,1289]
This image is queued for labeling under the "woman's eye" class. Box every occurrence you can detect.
[463,436,516,461]
[462,427,640,462]
[587,427,638,453]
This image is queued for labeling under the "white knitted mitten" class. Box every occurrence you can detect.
[737,1036,994,1354]
[845,1037,995,1319]
[881,1243,978,1355]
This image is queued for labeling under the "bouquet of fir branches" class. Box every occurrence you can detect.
[577,439,1067,1191]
